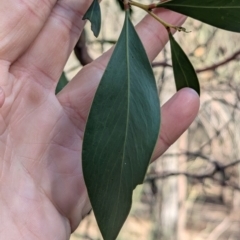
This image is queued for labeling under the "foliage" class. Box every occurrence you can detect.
[82,0,101,37]
[79,0,240,239]
[82,11,160,240]
[56,72,68,94]
[159,0,240,33]
[169,32,200,94]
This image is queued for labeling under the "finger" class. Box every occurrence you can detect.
[136,8,186,61]
[58,10,187,118]
[92,9,186,67]
[0,0,56,62]
[15,0,90,88]
[152,88,200,161]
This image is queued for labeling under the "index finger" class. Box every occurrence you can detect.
[136,8,186,61]
[93,8,186,67]
[0,0,56,63]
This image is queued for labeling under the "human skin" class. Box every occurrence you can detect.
[0,0,199,239]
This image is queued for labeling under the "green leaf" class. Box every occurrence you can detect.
[83,0,101,37]
[82,11,160,240]
[169,32,200,95]
[55,72,68,94]
[159,0,240,32]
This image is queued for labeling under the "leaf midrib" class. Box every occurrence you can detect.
[112,13,131,230]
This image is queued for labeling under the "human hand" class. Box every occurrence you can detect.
[0,1,199,239]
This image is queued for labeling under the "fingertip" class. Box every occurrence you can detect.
[173,88,200,119]
[163,87,200,146]
[152,87,200,160]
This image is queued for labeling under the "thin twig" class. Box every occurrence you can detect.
[152,49,240,73]
[196,49,240,73]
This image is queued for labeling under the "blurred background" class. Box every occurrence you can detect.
[62,0,240,239]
